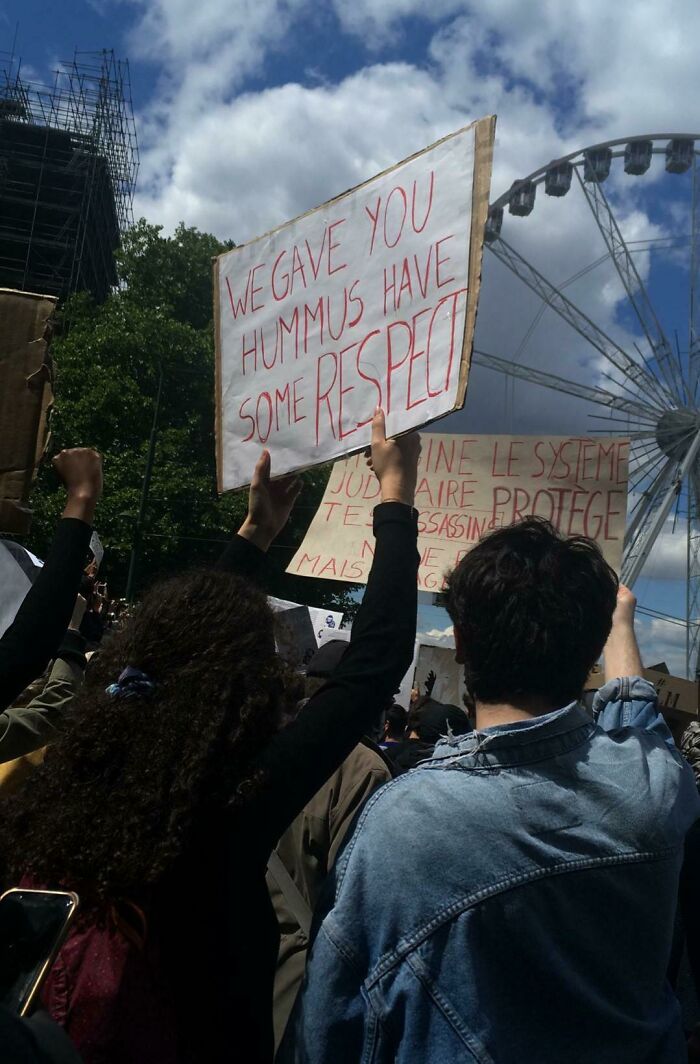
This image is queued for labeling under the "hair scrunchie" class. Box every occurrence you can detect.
[106,667,157,699]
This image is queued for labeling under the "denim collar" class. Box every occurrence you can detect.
[428,702,595,770]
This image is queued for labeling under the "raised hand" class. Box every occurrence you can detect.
[53,448,103,524]
[367,409,421,507]
[238,449,302,552]
[611,584,636,628]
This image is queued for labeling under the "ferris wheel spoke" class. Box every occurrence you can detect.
[686,467,700,675]
[487,236,674,409]
[622,458,678,582]
[588,412,657,429]
[472,349,660,421]
[575,168,686,406]
[627,450,668,499]
[629,439,661,467]
[689,157,700,402]
[598,370,666,417]
[623,429,700,587]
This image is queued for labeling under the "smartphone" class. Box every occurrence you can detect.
[0,888,79,1015]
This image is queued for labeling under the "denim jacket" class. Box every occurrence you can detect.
[284,678,700,1063]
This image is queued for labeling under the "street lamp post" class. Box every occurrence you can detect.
[125,364,164,603]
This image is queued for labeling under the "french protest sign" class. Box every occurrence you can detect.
[214,117,496,491]
[288,433,630,590]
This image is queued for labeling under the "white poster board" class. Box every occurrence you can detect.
[214,117,495,491]
[414,643,465,707]
[269,596,344,649]
[288,433,629,589]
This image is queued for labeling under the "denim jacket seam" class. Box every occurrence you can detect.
[431,710,593,760]
[333,774,416,892]
[365,846,678,986]
[400,952,495,1063]
[320,919,365,980]
[420,725,596,773]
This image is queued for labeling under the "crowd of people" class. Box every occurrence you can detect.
[1,411,700,1062]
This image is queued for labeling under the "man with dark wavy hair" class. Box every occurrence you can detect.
[288,517,700,1064]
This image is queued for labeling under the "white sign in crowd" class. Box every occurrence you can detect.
[215,117,495,490]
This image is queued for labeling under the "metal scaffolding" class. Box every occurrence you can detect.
[0,48,138,301]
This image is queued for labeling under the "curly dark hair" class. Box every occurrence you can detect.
[0,568,286,902]
[445,517,618,706]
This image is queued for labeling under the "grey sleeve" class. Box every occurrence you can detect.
[0,657,84,765]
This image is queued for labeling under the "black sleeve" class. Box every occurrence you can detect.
[0,518,91,712]
[217,534,268,584]
[243,502,418,852]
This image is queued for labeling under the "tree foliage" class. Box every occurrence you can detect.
[26,220,357,613]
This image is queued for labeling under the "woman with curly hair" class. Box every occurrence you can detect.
[0,411,420,1064]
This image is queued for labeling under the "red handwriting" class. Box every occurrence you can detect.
[238,377,306,443]
[364,171,435,255]
[383,236,456,315]
[225,219,348,323]
[491,485,625,540]
[311,287,467,446]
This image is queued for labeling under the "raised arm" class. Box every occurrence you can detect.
[247,411,420,848]
[0,449,102,711]
[596,585,676,752]
[603,585,643,681]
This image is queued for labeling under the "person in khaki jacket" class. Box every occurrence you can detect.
[0,596,88,792]
[267,640,394,1052]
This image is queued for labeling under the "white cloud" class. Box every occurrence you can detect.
[418,624,455,647]
[134,63,466,241]
[124,0,699,637]
[636,614,687,677]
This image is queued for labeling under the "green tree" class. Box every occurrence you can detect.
[26,221,357,615]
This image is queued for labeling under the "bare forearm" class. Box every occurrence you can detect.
[604,624,643,681]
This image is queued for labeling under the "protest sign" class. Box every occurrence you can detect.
[0,289,56,534]
[414,642,464,707]
[89,531,104,569]
[585,662,698,719]
[288,433,629,590]
[214,117,495,491]
[269,596,344,666]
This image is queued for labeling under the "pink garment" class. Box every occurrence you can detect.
[23,881,178,1064]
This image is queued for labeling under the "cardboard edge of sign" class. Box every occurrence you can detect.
[213,114,497,496]
[0,288,58,534]
[213,256,224,494]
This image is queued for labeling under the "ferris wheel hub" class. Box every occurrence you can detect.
[655,408,700,462]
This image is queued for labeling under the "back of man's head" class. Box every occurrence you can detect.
[445,517,618,707]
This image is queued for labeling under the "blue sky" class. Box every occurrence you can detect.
[2,0,700,671]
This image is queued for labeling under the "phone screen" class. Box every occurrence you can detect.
[0,890,78,1015]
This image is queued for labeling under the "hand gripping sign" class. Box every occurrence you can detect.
[214,117,496,491]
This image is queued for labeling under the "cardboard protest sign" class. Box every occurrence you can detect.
[269,596,344,666]
[585,662,698,720]
[414,642,465,707]
[214,117,495,491]
[288,433,629,590]
[646,668,698,718]
[0,289,56,534]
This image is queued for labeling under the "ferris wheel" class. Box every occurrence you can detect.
[473,135,700,677]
